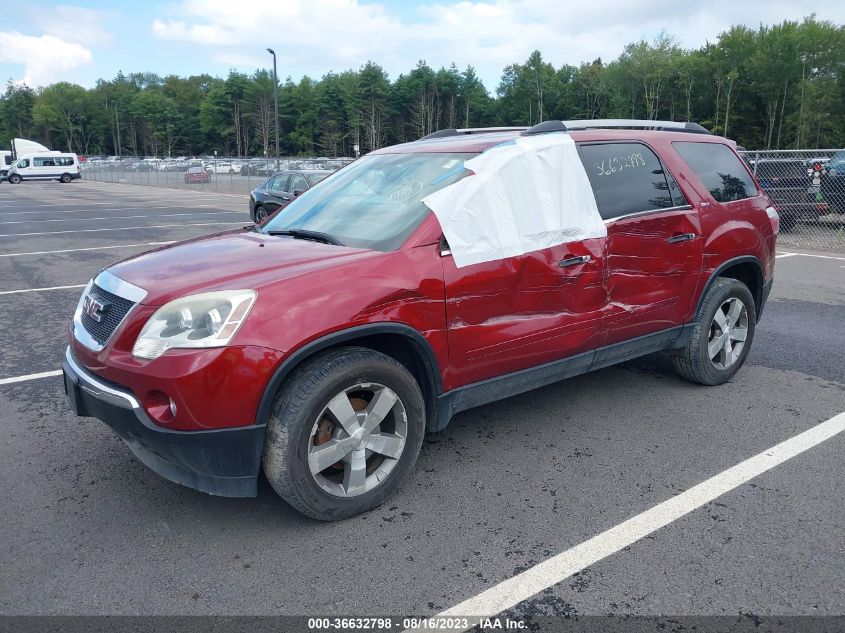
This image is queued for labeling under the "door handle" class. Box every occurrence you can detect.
[667,232,697,243]
[558,255,592,267]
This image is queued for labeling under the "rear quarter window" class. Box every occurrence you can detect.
[673,142,758,203]
[576,142,678,220]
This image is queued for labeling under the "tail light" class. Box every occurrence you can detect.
[765,205,779,235]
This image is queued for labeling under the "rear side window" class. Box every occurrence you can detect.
[673,142,758,203]
[289,174,308,192]
[34,157,55,167]
[269,175,288,191]
[753,160,804,180]
[576,142,675,220]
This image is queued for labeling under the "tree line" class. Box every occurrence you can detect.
[1,15,842,157]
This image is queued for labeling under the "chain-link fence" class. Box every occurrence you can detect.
[739,149,845,253]
[79,156,351,196]
[80,150,845,253]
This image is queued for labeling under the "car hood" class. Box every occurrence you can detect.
[105,229,377,305]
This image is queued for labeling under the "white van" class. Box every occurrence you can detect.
[0,151,13,180]
[6,152,81,183]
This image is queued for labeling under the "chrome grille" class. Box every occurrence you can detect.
[80,283,136,345]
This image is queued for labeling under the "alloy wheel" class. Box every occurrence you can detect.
[307,383,407,498]
[708,297,749,370]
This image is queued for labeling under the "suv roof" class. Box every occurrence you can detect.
[375,126,726,155]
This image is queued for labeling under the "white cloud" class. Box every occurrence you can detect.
[33,6,114,46]
[150,0,845,88]
[0,31,92,86]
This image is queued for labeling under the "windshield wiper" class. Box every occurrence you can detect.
[265,228,344,246]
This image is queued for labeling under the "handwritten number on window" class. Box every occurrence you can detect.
[594,153,646,176]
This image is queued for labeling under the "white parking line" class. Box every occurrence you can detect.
[420,411,845,632]
[0,205,243,215]
[0,221,246,238]
[786,252,845,261]
[0,284,85,295]
[775,252,797,258]
[0,370,63,386]
[0,212,240,225]
[0,241,175,258]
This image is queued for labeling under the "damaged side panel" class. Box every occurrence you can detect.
[603,207,703,345]
[442,236,607,390]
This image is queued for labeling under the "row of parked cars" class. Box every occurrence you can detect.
[745,151,845,230]
[81,156,355,176]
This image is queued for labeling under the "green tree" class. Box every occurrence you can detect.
[130,90,180,156]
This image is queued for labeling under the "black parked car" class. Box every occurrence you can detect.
[820,151,845,214]
[249,170,334,222]
[752,159,826,230]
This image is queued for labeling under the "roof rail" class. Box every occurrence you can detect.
[421,127,527,140]
[523,119,711,136]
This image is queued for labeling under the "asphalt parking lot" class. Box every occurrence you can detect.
[0,180,843,628]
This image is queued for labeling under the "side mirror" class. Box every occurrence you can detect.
[293,188,306,196]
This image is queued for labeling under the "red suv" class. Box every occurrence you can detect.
[63,120,777,520]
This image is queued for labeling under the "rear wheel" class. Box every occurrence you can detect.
[672,277,756,385]
[60,173,72,183]
[263,347,425,521]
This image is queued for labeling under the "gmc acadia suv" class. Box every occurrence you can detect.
[63,120,778,520]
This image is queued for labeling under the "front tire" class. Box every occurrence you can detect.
[254,205,267,223]
[8,174,21,184]
[672,277,756,385]
[263,347,425,521]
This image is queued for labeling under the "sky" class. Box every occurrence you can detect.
[1,1,844,93]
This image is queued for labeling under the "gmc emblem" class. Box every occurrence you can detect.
[82,294,109,323]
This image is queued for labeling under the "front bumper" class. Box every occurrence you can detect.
[62,347,265,497]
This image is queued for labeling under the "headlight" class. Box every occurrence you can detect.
[132,290,257,360]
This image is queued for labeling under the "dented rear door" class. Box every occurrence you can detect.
[441,237,607,389]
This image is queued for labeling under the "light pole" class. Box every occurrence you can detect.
[266,48,279,169]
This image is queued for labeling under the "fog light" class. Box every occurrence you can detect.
[144,390,176,424]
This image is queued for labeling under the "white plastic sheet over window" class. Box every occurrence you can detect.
[422,134,606,268]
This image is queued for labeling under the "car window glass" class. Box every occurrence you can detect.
[18,159,29,168]
[269,175,288,191]
[576,142,674,220]
[753,160,804,180]
[673,142,758,203]
[290,174,308,192]
[665,169,688,207]
[262,152,475,251]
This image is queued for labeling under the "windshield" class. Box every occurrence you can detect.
[261,152,474,251]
